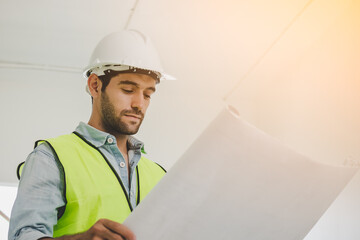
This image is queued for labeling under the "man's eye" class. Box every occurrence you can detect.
[144,94,151,99]
[122,89,133,93]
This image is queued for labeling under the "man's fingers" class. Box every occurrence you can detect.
[99,218,136,240]
[97,228,124,240]
[88,221,123,240]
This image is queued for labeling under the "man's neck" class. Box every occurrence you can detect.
[87,119,129,158]
[114,134,129,157]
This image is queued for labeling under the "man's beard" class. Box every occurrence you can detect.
[100,92,144,136]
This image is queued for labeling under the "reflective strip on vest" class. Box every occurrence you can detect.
[31,133,165,238]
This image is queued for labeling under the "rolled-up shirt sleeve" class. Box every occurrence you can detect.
[8,143,66,240]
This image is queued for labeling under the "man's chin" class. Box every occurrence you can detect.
[121,124,141,135]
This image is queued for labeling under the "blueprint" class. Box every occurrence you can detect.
[124,106,358,240]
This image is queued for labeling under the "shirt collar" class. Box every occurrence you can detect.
[74,122,145,151]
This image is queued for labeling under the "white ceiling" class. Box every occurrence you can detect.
[1,0,359,185]
[0,0,301,183]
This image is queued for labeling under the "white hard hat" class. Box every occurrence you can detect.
[83,29,175,82]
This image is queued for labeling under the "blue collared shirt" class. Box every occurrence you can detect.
[8,122,144,240]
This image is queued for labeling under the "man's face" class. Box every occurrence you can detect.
[99,73,156,136]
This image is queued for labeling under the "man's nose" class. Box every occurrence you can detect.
[131,92,145,111]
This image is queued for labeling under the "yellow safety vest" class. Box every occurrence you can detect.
[18,132,166,238]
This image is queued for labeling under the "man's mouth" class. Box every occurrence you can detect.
[124,114,142,120]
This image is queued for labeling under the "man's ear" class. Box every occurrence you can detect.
[87,74,102,98]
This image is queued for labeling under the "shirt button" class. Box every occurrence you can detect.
[107,138,114,144]
[120,162,126,168]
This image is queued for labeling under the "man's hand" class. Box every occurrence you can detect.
[40,218,136,240]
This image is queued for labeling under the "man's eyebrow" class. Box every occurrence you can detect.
[148,87,156,93]
[119,80,139,87]
[119,80,156,92]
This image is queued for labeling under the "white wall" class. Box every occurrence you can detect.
[0,186,17,239]
[0,69,91,183]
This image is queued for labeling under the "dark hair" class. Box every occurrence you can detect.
[97,70,123,92]
[90,70,122,103]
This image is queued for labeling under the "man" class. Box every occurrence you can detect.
[9,30,174,240]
